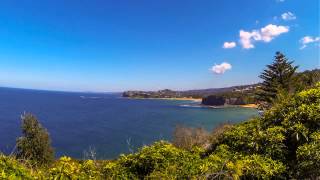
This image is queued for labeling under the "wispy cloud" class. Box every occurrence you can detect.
[281,12,296,21]
[299,36,320,49]
[239,24,289,49]
[211,62,232,74]
[223,42,236,49]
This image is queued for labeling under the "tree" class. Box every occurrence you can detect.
[293,69,320,92]
[16,113,54,166]
[256,52,298,106]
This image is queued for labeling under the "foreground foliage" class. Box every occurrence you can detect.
[1,84,319,179]
[0,142,286,179]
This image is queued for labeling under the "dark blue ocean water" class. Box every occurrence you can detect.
[0,87,258,159]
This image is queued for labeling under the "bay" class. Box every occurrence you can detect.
[0,87,258,159]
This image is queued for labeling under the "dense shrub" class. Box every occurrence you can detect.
[0,142,291,179]
[48,156,101,179]
[214,84,320,178]
[16,113,54,166]
[296,131,320,178]
[173,125,210,150]
[0,154,34,179]
[112,141,204,178]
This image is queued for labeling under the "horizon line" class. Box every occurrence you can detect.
[0,82,261,94]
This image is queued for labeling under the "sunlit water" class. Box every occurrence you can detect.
[0,87,258,159]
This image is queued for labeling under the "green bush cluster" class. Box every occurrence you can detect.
[213,83,320,178]
[0,154,33,179]
[0,142,286,179]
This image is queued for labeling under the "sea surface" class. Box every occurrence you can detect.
[0,87,258,159]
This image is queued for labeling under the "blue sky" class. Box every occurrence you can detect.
[0,0,319,92]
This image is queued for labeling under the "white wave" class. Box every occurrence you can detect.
[179,104,203,108]
[80,96,102,99]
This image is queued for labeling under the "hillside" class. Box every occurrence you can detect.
[122,84,260,99]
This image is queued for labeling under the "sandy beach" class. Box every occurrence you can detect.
[127,97,202,102]
[157,97,202,102]
[239,104,258,108]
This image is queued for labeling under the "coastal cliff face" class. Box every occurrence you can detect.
[201,96,247,106]
[201,95,225,106]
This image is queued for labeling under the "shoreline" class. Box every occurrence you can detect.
[238,104,258,108]
[202,104,258,109]
[125,97,202,102]
[124,97,258,108]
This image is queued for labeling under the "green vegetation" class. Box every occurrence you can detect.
[202,90,257,106]
[0,155,34,179]
[256,51,298,105]
[16,113,54,166]
[294,68,320,92]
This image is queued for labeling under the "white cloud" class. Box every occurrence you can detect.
[281,12,296,21]
[276,0,285,2]
[239,30,260,49]
[211,62,232,74]
[223,42,236,49]
[299,36,320,49]
[239,24,289,49]
[260,24,289,42]
[301,36,320,44]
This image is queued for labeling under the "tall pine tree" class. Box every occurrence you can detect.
[257,52,298,105]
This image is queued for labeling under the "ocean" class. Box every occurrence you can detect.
[0,87,258,159]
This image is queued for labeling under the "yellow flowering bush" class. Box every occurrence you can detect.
[0,154,33,179]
